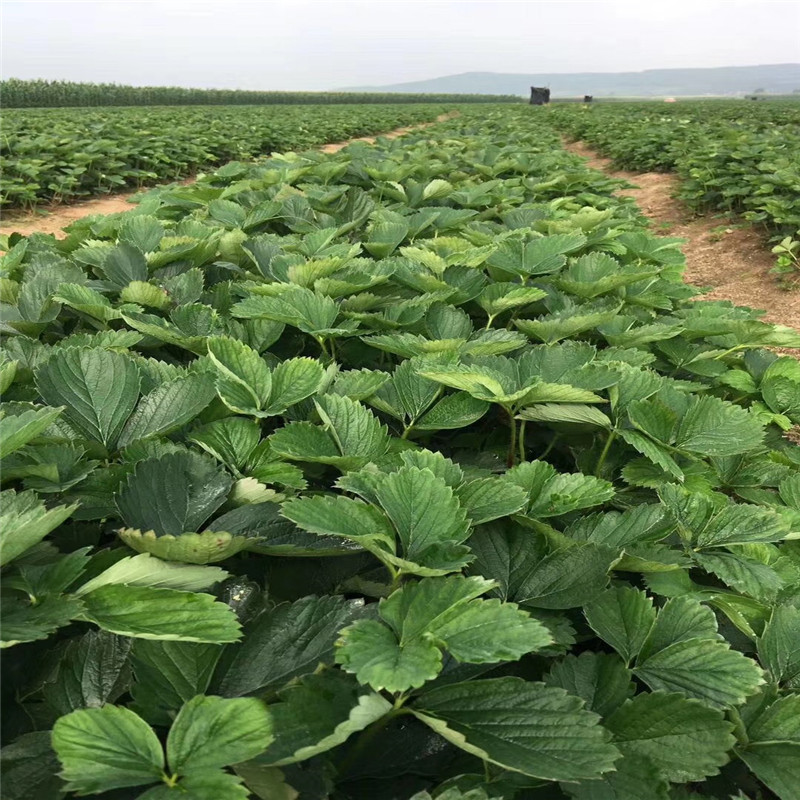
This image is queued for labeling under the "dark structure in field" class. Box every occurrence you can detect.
[530,87,594,104]
[530,87,550,105]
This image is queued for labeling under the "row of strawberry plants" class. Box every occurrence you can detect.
[549,101,800,277]
[2,104,800,800]
[0,103,450,210]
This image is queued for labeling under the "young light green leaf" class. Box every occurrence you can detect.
[0,406,64,459]
[80,585,241,643]
[336,576,552,692]
[0,489,78,566]
[75,553,228,596]
[52,705,164,794]
[266,357,324,414]
[207,336,272,415]
[373,465,471,573]
[166,695,273,773]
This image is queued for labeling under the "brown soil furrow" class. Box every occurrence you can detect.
[0,113,457,240]
[563,140,800,341]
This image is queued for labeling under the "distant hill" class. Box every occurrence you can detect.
[342,64,800,97]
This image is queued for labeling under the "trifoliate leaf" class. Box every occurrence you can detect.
[456,478,528,525]
[631,599,765,707]
[189,417,262,473]
[207,336,272,415]
[40,630,131,716]
[335,618,441,693]
[504,460,615,518]
[336,576,551,692]
[414,392,490,431]
[513,543,615,609]
[1,594,84,648]
[561,754,670,800]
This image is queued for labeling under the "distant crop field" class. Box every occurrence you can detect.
[0,77,522,107]
[549,100,800,274]
[0,104,452,208]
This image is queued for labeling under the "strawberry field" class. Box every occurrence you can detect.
[2,105,800,800]
[550,101,800,277]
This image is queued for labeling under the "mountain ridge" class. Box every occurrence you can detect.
[340,64,800,97]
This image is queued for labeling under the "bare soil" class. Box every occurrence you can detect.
[319,111,456,153]
[563,140,800,343]
[0,113,457,240]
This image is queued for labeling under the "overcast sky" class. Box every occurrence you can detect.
[2,0,798,90]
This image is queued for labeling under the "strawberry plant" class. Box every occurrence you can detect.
[1,106,800,800]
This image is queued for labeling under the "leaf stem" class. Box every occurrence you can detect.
[518,419,527,464]
[162,773,179,788]
[506,407,517,468]
[540,432,560,461]
[316,335,330,360]
[594,430,617,477]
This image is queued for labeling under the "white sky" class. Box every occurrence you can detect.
[2,0,799,90]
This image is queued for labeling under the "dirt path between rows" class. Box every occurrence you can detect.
[563,140,800,341]
[0,113,457,240]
